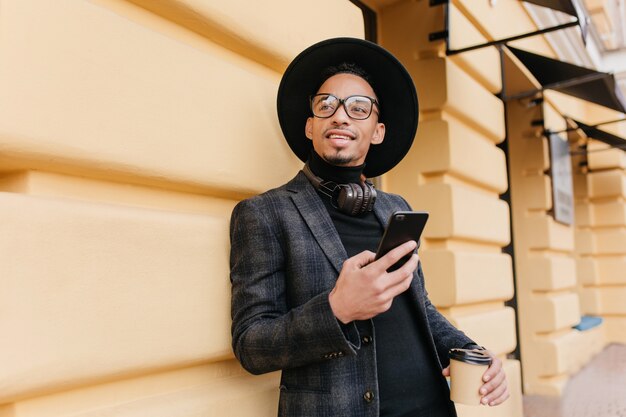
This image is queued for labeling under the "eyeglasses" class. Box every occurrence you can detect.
[309,94,379,120]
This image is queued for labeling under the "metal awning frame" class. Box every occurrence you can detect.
[428,0,584,56]
[546,117,626,154]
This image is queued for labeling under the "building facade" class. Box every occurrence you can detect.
[0,1,624,416]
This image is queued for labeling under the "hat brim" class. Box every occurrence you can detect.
[277,37,418,178]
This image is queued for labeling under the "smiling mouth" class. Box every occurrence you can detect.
[326,130,355,141]
[328,134,351,140]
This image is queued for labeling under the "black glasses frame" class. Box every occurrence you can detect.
[309,93,380,120]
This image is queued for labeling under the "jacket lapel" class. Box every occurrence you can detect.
[288,171,347,274]
[372,192,396,229]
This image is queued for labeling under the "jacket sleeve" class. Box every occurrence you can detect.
[417,262,476,367]
[229,198,360,375]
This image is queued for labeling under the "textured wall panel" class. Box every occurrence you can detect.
[526,215,575,251]
[528,255,577,291]
[409,58,505,142]
[126,0,363,71]
[0,193,231,401]
[448,307,517,355]
[529,293,580,333]
[411,118,507,193]
[0,0,303,195]
[415,183,510,245]
[588,170,626,199]
[2,361,279,417]
[422,249,513,307]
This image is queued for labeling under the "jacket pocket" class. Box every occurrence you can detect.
[278,385,331,416]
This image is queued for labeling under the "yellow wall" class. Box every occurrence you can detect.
[0,0,362,415]
[2,0,623,415]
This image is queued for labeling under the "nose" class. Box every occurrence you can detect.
[330,103,350,124]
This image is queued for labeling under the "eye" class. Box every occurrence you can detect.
[315,96,337,112]
[350,105,368,114]
[347,97,371,115]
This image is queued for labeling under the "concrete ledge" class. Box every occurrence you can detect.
[2,361,280,417]
[413,183,510,245]
[587,170,626,199]
[578,256,626,285]
[447,307,517,356]
[575,229,595,255]
[533,330,579,377]
[529,374,569,396]
[448,4,502,94]
[528,255,577,291]
[125,0,363,72]
[520,137,550,174]
[592,201,626,227]
[409,58,505,142]
[422,249,513,307]
[0,193,232,401]
[526,215,575,252]
[582,287,626,315]
[0,0,303,196]
[604,316,626,344]
[595,229,626,255]
[529,292,580,333]
[588,141,626,170]
[409,118,508,193]
[522,174,552,211]
[575,202,592,227]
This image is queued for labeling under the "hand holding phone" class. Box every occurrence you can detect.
[375,211,429,271]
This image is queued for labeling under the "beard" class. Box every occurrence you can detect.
[321,150,356,167]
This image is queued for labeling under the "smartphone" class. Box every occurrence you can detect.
[375,211,429,271]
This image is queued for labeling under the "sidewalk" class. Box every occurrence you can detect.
[523,343,626,417]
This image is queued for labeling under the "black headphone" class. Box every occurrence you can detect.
[302,163,377,216]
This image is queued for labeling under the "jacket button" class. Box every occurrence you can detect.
[363,390,374,403]
[362,335,372,344]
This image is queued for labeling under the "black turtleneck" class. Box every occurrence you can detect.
[307,152,452,417]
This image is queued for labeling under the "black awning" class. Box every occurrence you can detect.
[568,118,626,148]
[429,0,586,55]
[523,0,588,41]
[507,46,626,113]
[523,0,577,17]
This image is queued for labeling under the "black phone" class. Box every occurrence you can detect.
[375,211,429,271]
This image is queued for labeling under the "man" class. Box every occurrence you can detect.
[230,38,509,417]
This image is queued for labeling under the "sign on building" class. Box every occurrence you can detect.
[549,132,575,225]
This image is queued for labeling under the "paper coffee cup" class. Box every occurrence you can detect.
[448,348,492,405]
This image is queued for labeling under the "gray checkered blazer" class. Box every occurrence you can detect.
[230,171,474,417]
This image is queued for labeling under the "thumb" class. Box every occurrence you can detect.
[348,250,376,269]
[442,366,450,377]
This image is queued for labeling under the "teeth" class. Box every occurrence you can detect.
[329,134,350,139]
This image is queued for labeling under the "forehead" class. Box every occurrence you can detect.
[316,73,377,98]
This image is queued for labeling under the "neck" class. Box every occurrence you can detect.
[308,151,364,184]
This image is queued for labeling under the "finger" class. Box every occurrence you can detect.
[480,367,506,396]
[374,240,417,271]
[482,380,509,406]
[346,250,377,269]
[482,354,502,382]
[378,273,414,304]
[441,366,450,377]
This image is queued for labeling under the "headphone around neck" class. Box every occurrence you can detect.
[302,163,377,216]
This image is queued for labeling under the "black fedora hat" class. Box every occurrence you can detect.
[277,37,418,178]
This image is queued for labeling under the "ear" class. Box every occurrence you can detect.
[371,122,385,145]
[305,117,313,140]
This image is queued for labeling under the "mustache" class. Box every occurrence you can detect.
[324,128,357,138]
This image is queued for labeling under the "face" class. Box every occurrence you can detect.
[305,73,385,168]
